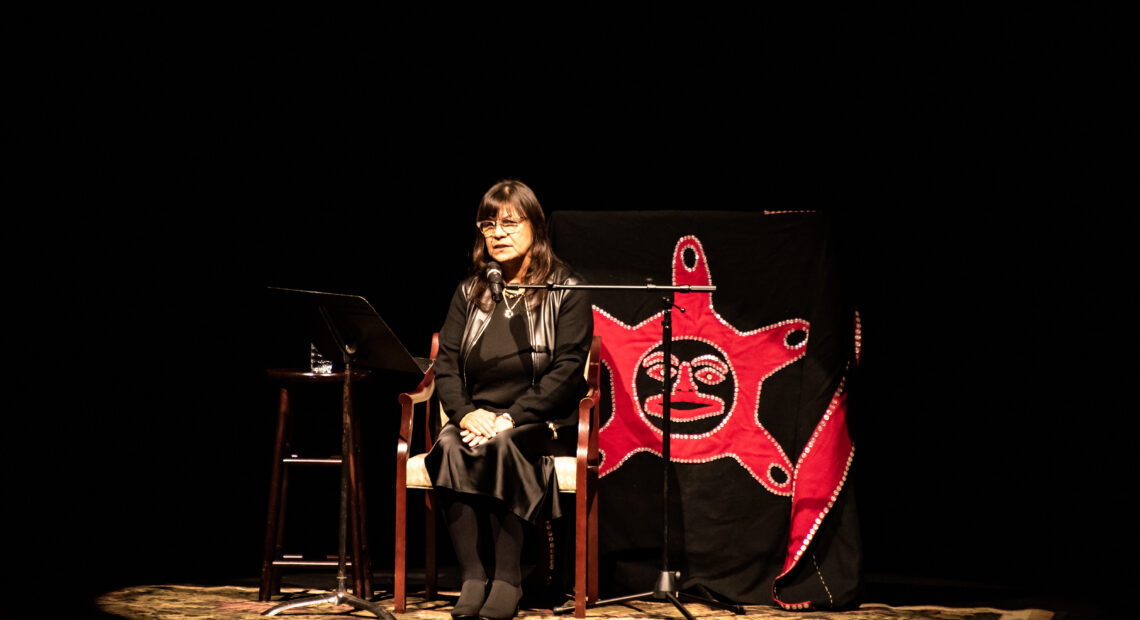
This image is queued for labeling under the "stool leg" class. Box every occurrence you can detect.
[348,477,364,598]
[349,407,373,599]
[273,464,290,596]
[347,434,370,598]
[259,387,290,602]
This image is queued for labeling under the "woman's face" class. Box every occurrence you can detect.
[484,208,534,269]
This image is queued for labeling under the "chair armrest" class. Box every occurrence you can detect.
[397,334,440,452]
[575,386,598,465]
[574,385,600,511]
[397,369,435,449]
[577,335,602,470]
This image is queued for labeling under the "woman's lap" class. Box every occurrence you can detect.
[425,423,574,522]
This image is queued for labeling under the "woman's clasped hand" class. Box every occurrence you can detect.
[458,409,514,447]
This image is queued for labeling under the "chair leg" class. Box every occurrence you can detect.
[587,476,599,604]
[571,474,600,618]
[425,489,437,601]
[395,478,407,612]
[575,485,588,618]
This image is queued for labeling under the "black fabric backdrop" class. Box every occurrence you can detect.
[549,211,860,608]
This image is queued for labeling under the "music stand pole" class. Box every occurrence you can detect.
[263,306,394,619]
[508,284,744,618]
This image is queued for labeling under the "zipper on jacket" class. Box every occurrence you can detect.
[461,306,492,389]
[523,293,537,385]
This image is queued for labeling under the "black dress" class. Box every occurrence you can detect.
[424,291,580,524]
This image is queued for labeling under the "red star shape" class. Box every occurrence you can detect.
[592,235,810,495]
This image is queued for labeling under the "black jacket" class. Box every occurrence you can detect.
[434,265,593,428]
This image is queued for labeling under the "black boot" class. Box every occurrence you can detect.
[451,579,488,620]
[478,580,522,620]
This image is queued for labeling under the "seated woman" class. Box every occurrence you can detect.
[425,179,593,620]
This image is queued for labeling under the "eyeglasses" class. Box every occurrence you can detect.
[476,218,527,236]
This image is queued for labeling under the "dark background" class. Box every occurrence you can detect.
[11,3,1133,617]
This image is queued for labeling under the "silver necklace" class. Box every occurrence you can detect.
[502,289,524,318]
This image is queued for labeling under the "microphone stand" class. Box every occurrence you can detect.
[508,283,745,619]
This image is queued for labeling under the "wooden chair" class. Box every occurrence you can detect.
[395,334,601,618]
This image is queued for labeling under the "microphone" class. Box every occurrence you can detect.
[486,261,504,303]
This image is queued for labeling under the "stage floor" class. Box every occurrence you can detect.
[87,575,1093,620]
[92,583,1060,620]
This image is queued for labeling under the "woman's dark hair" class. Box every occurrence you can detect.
[469,179,565,309]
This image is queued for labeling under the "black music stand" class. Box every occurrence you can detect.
[506,283,745,619]
[262,287,430,618]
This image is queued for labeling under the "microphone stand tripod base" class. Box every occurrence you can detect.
[262,588,393,618]
[554,572,745,618]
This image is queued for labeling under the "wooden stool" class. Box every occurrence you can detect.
[259,368,373,602]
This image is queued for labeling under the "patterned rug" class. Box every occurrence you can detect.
[94,585,1054,620]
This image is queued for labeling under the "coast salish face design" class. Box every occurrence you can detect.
[592,235,809,495]
[634,338,737,437]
